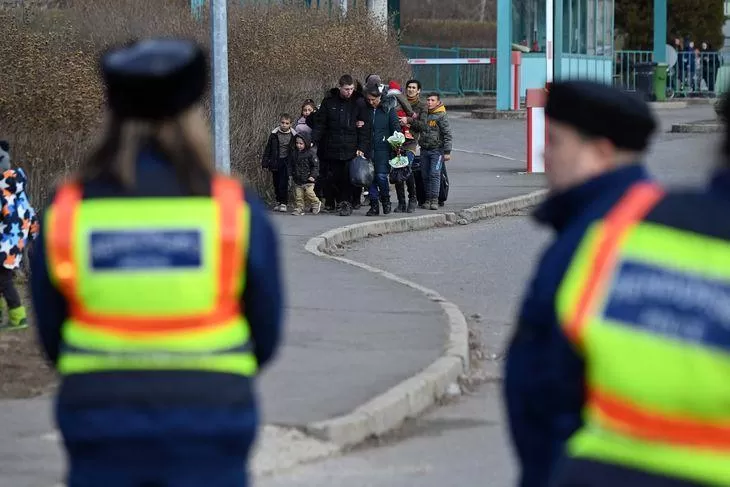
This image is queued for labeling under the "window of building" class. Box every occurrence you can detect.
[512,0,546,52]
[511,0,613,57]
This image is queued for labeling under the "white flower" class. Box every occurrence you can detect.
[387,131,406,148]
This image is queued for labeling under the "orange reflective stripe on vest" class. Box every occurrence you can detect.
[564,182,666,346]
[564,182,730,451]
[589,387,730,451]
[48,176,244,334]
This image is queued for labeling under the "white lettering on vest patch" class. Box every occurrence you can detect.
[89,229,202,270]
[603,260,730,350]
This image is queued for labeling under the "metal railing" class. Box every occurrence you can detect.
[400,45,498,96]
[615,49,723,98]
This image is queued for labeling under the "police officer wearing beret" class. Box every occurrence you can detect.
[507,81,730,487]
[29,38,283,486]
[503,81,658,487]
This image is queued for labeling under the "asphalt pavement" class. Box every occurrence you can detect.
[0,104,719,487]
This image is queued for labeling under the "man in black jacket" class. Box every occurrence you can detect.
[312,74,372,216]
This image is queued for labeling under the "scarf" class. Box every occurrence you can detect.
[407,94,419,105]
[428,103,446,115]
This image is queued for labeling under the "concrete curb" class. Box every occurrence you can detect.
[670,121,723,133]
[471,108,527,120]
[302,189,548,448]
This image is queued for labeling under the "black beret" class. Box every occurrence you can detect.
[0,141,8,152]
[546,81,657,151]
[101,38,208,120]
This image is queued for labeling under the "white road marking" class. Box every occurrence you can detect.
[453,148,526,163]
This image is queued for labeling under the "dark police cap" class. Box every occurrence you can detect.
[545,81,656,151]
[101,38,208,120]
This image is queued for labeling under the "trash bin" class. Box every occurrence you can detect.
[653,63,668,102]
[634,62,657,101]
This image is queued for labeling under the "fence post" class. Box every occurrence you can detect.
[526,88,547,174]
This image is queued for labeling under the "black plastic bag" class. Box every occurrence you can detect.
[389,166,412,184]
[439,161,449,202]
[349,156,374,187]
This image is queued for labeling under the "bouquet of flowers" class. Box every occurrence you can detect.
[387,131,409,169]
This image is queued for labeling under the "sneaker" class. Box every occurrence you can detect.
[438,200,445,207]
[291,209,305,216]
[429,199,439,210]
[277,204,287,212]
[311,201,322,215]
[7,306,27,330]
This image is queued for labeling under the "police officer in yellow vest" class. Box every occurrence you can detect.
[504,81,658,486]
[29,38,284,487]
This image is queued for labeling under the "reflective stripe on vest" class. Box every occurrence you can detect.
[45,176,257,377]
[557,182,730,485]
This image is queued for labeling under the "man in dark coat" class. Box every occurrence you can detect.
[311,74,371,216]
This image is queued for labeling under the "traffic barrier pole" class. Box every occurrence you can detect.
[526,88,547,173]
[511,51,522,110]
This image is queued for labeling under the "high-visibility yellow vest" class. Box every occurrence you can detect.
[44,176,257,403]
[556,182,730,486]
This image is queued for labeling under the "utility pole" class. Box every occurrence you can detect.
[211,0,230,174]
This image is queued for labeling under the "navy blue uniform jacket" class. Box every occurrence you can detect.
[29,151,284,470]
[503,164,651,487]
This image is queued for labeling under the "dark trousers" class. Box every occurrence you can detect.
[368,173,390,202]
[412,157,427,205]
[271,158,289,205]
[0,268,20,309]
[329,159,353,207]
[395,173,417,203]
[315,158,328,200]
[352,186,362,207]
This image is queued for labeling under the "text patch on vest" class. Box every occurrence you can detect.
[602,259,730,351]
[89,229,202,270]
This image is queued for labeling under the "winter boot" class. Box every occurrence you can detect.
[429,199,439,210]
[407,196,418,213]
[8,306,27,330]
[393,199,407,213]
[339,201,353,216]
[381,196,392,215]
[366,199,380,217]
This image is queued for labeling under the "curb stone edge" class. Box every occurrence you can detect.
[302,188,548,448]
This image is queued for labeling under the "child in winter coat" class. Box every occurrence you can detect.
[294,100,316,140]
[288,133,321,216]
[261,114,296,212]
[0,141,38,329]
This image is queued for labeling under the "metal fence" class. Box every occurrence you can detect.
[615,49,723,98]
[400,45,498,96]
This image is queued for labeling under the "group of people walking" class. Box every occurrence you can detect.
[261,74,453,217]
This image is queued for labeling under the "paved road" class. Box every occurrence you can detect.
[257,108,720,486]
[0,105,718,487]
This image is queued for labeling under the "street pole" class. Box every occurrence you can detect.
[546,0,554,83]
[211,0,231,175]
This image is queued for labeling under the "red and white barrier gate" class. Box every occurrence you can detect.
[407,58,496,65]
[407,56,522,113]
[526,88,547,173]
